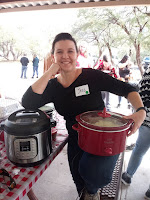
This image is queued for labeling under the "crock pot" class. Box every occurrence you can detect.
[1,109,55,167]
[72,108,133,156]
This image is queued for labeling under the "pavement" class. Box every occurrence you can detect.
[0,61,149,200]
[0,61,43,102]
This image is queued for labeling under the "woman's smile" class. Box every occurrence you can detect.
[61,61,70,65]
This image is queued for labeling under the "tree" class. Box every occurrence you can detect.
[71,6,150,75]
[0,25,52,61]
[105,6,150,75]
[0,26,24,60]
[71,8,129,66]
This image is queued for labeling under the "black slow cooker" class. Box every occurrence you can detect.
[1,109,56,167]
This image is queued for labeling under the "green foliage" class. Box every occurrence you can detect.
[0,24,51,61]
[0,6,150,67]
[71,6,150,71]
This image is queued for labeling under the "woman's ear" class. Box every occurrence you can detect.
[51,55,55,63]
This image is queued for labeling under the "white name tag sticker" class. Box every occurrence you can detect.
[75,84,90,97]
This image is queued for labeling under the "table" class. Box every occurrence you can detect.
[0,110,124,200]
[0,113,68,200]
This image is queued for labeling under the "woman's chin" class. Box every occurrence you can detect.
[61,65,76,72]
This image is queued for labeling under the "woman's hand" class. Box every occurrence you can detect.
[123,110,146,136]
[118,77,125,82]
[48,63,61,78]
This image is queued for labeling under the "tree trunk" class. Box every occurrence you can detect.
[134,42,143,76]
[107,44,114,66]
[10,45,17,60]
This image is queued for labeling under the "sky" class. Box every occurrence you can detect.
[0,8,78,32]
[0,8,79,56]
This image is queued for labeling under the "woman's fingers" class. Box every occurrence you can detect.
[49,63,60,77]
[123,111,146,136]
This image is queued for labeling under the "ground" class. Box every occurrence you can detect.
[0,61,44,101]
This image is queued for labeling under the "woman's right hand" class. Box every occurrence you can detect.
[48,63,61,78]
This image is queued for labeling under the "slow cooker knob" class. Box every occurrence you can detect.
[104,147,113,155]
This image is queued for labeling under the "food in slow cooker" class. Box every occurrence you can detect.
[93,119,123,127]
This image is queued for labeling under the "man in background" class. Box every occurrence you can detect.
[32,55,39,78]
[20,54,29,79]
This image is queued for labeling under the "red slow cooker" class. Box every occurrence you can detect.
[72,109,133,156]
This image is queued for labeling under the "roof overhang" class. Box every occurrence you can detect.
[0,0,150,13]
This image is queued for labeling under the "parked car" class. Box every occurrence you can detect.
[143,56,150,64]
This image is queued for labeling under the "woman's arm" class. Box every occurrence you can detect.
[118,62,127,69]
[22,63,60,109]
[124,91,146,136]
[32,63,60,94]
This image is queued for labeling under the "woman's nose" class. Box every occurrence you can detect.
[62,52,69,58]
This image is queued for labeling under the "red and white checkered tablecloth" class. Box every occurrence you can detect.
[0,113,68,200]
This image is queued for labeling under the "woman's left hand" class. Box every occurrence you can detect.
[123,110,146,136]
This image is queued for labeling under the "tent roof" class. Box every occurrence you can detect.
[0,0,150,13]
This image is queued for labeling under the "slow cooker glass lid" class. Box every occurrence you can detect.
[80,111,127,127]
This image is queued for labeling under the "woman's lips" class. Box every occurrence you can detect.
[62,61,70,65]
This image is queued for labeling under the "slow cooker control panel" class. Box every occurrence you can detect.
[14,137,37,159]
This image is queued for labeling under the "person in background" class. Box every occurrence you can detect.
[117,55,132,108]
[43,52,60,76]
[43,52,53,73]
[21,33,146,200]
[20,54,29,79]
[121,66,150,200]
[95,55,118,111]
[32,55,39,78]
[76,41,92,68]
[93,57,103,69]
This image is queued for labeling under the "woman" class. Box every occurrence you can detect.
[121,67,150,200]
[76,41,92,68]
[117,55,132,108]
[22,33,146,200]
[95,55,118,111]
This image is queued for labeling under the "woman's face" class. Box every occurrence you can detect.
[53,40,78,72]
[79,45,86,54]
[103,61,110,70]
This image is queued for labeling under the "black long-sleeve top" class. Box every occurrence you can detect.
[22,69,137,122]
[138,68,150,128]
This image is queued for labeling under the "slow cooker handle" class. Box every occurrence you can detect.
[127,120,135,137]
[9,109,46,120]
[72,124,81,131]
[15,110,40,118]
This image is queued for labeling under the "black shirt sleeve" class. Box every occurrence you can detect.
[22,80,54,109]
[86,69,137,98]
